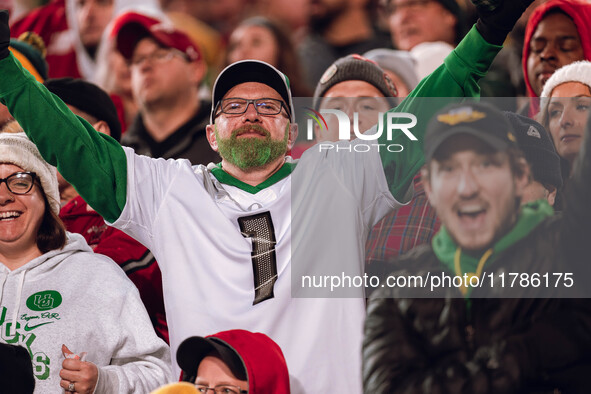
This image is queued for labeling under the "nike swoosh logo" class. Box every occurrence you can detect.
[24,322,54,331]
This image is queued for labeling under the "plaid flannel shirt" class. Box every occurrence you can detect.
[365,173,440,265]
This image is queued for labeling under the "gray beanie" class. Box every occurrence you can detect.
[0,125,60,214]
[313,54,398,110]
[503,112,563,190]
[363,49,419,92]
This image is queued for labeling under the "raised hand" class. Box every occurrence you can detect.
[0,10,9,60]
[59,344,98,394]
[472,0,536,44]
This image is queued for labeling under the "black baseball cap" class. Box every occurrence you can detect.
[424,101,518,161]
[177,335,247,382]
[210,60,294,123]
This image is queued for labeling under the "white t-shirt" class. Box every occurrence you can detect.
[113,140,402,393]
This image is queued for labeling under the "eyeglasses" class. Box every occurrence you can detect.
[130,48,189,67]
[388,0,433,13]
[0,172,37,195]
[195,384,247,394]
[215,98,288,118]
[320,97,392,113]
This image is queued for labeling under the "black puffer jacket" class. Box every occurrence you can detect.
[364,258,591,393]
[363,114,591,393]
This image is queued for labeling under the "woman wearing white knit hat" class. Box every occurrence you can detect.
[539,60,591,175]
[0,123,172,393]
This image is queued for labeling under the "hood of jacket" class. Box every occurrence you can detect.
[522,0,591,115]
[0,232,92,335]
[432,199,554,296]
[209,330,290,394]
[64,0,161,79]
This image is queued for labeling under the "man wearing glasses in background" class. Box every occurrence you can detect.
[0,0,538,391]
[111,11,219,165]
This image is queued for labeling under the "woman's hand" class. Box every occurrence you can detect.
[59,344,98,394]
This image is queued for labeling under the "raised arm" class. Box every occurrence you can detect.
[381,0,535,202]
[0,10,126,223]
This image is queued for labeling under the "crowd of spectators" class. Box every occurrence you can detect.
[1,0,591,392]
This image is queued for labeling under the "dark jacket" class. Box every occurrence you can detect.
[121,101,220,165]
[363,247,591,393]
[363,113,591,393]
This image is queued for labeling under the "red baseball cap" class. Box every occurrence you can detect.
[111,11,200,62]
[177,329,290,393]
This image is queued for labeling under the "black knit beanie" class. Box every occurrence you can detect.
[503,112,563,190]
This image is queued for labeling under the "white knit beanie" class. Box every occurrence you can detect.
[541,61,591,98]
[0,126,60,214]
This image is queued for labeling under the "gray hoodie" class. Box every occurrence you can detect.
[0,232,172,393]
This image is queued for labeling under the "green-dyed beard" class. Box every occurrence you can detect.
[216,124,289,170]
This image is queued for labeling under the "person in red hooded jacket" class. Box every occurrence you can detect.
[161,330,291,394]
[522,0,591,118]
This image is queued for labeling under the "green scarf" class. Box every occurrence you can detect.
[432,199,554,298]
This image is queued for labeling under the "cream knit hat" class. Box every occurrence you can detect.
[0,123,60,214]
[541,61,591,98]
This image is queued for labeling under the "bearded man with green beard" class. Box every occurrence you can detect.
[215,123,290,170]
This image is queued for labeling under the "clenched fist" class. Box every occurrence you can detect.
[0,10,10,60]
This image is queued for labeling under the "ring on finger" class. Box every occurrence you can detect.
[68,381,75,392]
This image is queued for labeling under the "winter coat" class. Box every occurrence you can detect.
[363,94,591,393]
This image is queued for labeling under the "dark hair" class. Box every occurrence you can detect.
[543,8,574,22]
[226,16,312,97]
[37,186,66,253]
